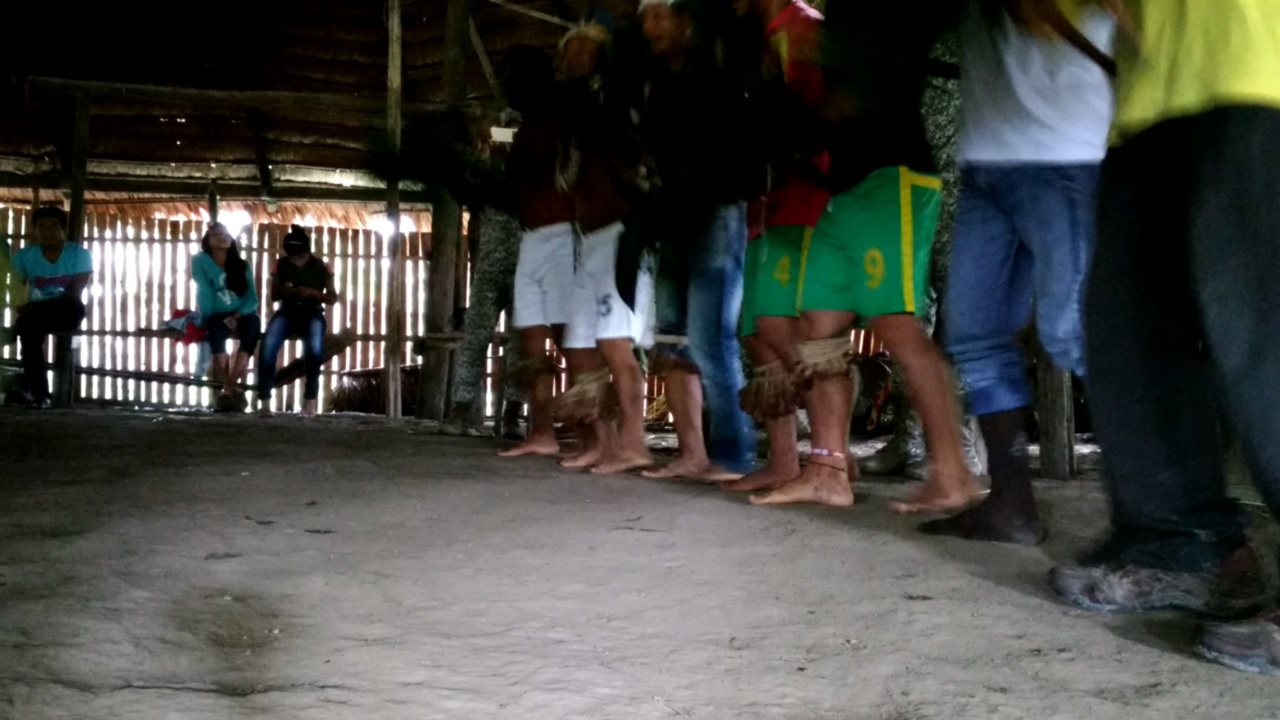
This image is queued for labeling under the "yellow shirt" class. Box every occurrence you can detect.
[1113,0,1280,141]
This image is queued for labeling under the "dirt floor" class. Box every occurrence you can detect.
[1,409,1276,720]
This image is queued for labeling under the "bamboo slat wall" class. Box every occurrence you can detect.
[0,206,436,413]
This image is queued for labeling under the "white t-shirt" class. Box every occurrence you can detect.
[957,3,1116,164]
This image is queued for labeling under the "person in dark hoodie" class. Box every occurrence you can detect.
[257,225,338,418]
[632,0,763,482]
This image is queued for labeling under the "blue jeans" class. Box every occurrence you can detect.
[944,163,1099,416]
[258,309,326,401]
[205,312,261,357]
[654,203,755,473]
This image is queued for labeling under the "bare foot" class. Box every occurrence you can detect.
[561,445,604,469]
[889,481,984,514]
[749,462,853,507]
[301,400,317,418]
[258,407,274,418]
[590,450,654,475]
[642,457,744,483]
[498,434,560,457]
[889,470,984,514]
[721,460,800,493]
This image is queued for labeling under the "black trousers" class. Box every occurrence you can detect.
[15,295,86,401]
[1084,106,1280,573]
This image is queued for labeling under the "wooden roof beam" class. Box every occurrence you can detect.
[245,112,274,198]
[0,171,430,203]
[24,76,452,116]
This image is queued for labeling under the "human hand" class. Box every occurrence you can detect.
[224,315,239,330]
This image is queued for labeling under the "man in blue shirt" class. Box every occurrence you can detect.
[10,206,92,408]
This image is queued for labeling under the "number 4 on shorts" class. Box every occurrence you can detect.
[772,255,792,286]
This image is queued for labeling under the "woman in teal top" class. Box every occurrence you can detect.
[192,222,260,411]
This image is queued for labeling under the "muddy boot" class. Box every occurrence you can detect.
[904,414,986,480]
[860,410,924,476]
[440,401,472,436]
[501,400,525,440]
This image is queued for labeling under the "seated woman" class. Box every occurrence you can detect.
[257,225,338,417]
[192,222,261,411]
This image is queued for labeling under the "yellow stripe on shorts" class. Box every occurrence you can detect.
[897,168,943,313]
[795,225,814,313]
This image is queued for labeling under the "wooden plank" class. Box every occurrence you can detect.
[422,197,460,419]
[85,215,100,400]
[419,0,471,420]
[110,215,125,401]
[52,333,76,408]
[157,218,173,378]
[208,181,219,224]
[1035,340,1076,480]
[173,219,193,404]
[385,0,405,419]
[127,216,141,402]
[336,228,350,375]
[469,16,503,102]
[26,77,449,116]
[69,95,91,242]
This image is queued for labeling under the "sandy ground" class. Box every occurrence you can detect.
[1,409,1276,720]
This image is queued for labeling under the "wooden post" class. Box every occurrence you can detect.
[53,333,76,408]
[207,181,219,223]
[419,0,472,421]
[51,95,91,408]
[469,17,503,103]
[68,94,90,241]
[1035,340,1075,479]
[385,0,405,419]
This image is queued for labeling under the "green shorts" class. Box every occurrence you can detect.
[740,225,811,337]
[798,166,941,320]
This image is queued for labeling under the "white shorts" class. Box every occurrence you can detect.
[562,222,656,350]
[512,222,576,329]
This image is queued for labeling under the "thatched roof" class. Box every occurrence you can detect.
[0,0,615,201]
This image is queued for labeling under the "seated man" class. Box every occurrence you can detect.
[10,206,92,409]
[257,225,339,418]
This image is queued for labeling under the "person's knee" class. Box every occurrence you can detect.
[743,335,776,365]
[799,311,853,341]
[519,327,551,355]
